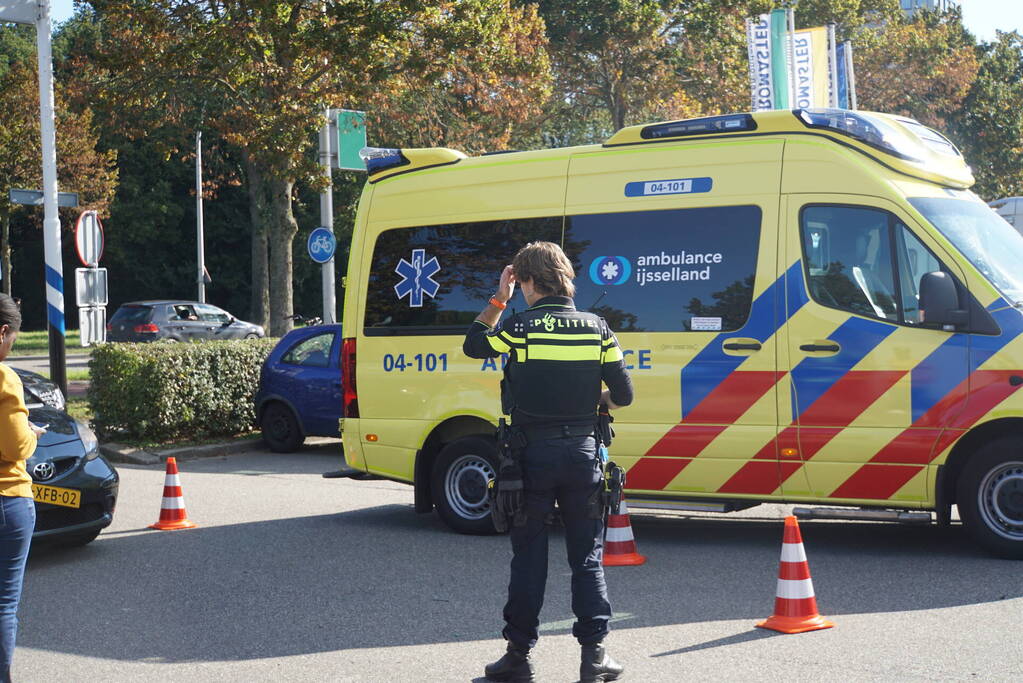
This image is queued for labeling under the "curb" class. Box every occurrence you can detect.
[100,438,264,465]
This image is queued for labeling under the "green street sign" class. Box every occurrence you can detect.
[336,110,367,171]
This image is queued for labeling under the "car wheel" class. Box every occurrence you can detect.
[260,402,305,453]
[245,333,260,339]
[431,436,499,535]
[957,438,1023,559]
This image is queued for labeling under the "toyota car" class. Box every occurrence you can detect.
[16,368,118,547]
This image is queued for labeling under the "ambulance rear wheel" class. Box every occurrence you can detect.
[432,436,499,535]
[957,440,1023,559]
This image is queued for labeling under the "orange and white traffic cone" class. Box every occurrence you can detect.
[603,498,646,566]
[757,515,833,634]
[149,457,198,531]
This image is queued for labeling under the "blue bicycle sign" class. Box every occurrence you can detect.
[307,228,336,264]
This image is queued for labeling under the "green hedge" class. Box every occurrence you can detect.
[88,338,278,441]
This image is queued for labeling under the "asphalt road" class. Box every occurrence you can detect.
[7,354,90,377]
[17,444,1023,682]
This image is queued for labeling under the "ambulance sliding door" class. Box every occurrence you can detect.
[781,195,968,505]
[564,139,785,500]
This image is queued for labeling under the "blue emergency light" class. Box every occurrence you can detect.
[359,147,409,174]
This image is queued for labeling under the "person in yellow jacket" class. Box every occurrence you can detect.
[0,294,43,683]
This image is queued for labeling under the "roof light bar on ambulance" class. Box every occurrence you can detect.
[794,108,924,161]
[359,147,409,174]
[640,113,756,140]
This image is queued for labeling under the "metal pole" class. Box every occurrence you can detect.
[196,130,206,303]
[828,23,839,108]
[318,109,336,324]
[787,8,797,109]
[844,40,858,110]
[36,0,66,396]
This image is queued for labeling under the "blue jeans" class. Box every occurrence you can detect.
[502,435,611,648]
[0,496,34,683]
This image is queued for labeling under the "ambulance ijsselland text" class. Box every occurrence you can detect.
[333,108,1023,559]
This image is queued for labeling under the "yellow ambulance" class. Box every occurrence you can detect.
[339,108,1023,558]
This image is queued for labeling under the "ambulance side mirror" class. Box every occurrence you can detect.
[919,271,968,331]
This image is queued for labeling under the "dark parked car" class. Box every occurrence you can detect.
[255,324,342,452]
[14,368,119,546]
[107,300,265,343]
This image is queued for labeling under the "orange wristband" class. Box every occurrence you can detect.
[489,297,507,310]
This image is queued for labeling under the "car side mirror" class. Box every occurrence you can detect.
[920,271,968,331]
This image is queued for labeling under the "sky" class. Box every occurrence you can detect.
[46,0,1023,43]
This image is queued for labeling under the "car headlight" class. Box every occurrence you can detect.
[77,420,99,460]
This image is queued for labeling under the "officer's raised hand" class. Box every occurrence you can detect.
[495,264,516,305]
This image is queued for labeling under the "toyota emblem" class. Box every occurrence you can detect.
[32,462,56,481]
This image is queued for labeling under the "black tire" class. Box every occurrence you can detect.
[431,436,499,535]
[245,333,260,340]
[957,438,1023,559]
[260,402,305,453]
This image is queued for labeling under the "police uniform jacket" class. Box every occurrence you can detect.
[463,296,633,427]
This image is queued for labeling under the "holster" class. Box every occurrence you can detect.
[489,417,528,533]
[587,407,624,519]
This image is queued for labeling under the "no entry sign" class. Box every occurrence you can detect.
[74,210,104,267]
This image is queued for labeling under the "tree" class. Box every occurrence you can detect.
[854,6,978,130]
[366,2,551,153]
[0,25,117,299]
[89,0,551,335]
[949,31,1023,200]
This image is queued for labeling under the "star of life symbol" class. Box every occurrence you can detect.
[601,261,620,281]
[395,248,441,307]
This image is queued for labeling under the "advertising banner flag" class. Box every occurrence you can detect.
[769,9,790,109]
[746,16,774,111]
[791,27,829,109]
[836,42,850,109]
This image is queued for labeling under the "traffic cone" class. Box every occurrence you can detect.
[757,515,833,633]
[149,457,198,530]
[603,498,646,566]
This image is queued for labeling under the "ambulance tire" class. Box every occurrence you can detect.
[432,436,499,535]
[957,440,1023,559]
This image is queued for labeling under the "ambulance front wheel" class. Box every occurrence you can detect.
[957,440,1023,559]
[432,436,499,535]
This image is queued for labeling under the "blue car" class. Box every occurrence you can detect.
[255,324,343,452]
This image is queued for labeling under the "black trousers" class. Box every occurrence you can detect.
[501,435,612,648]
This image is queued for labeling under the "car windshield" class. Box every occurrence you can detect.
[909,196,1023,305]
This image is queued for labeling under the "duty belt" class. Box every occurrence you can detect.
[516,423,597,442]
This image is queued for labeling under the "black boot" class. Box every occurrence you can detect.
[579,644,624,682]
[484,642,535,682]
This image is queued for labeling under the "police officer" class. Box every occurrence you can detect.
[464,241,633,683]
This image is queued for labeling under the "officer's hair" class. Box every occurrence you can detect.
[0,294,21,333]
[513,241,576,297]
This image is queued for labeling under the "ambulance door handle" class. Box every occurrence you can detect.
[800,342,840,353]
[723,341,762,351]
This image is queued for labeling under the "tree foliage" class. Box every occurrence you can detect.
[951,31,1023,199]
[86,0,552,334]
[5,1,1023,333]
[0,24,117,300]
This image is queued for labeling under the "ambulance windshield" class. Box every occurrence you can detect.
[910,196,1023,305]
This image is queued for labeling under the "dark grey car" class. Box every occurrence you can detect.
[106,300,265,343]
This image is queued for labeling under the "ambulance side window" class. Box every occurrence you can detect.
[894,223,945,325]
[801,205,955,327]
[364,217,562,335]
[565,205,761,332]
[801,205,899,322]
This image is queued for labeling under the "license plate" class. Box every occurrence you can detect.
[32,484,81,509]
